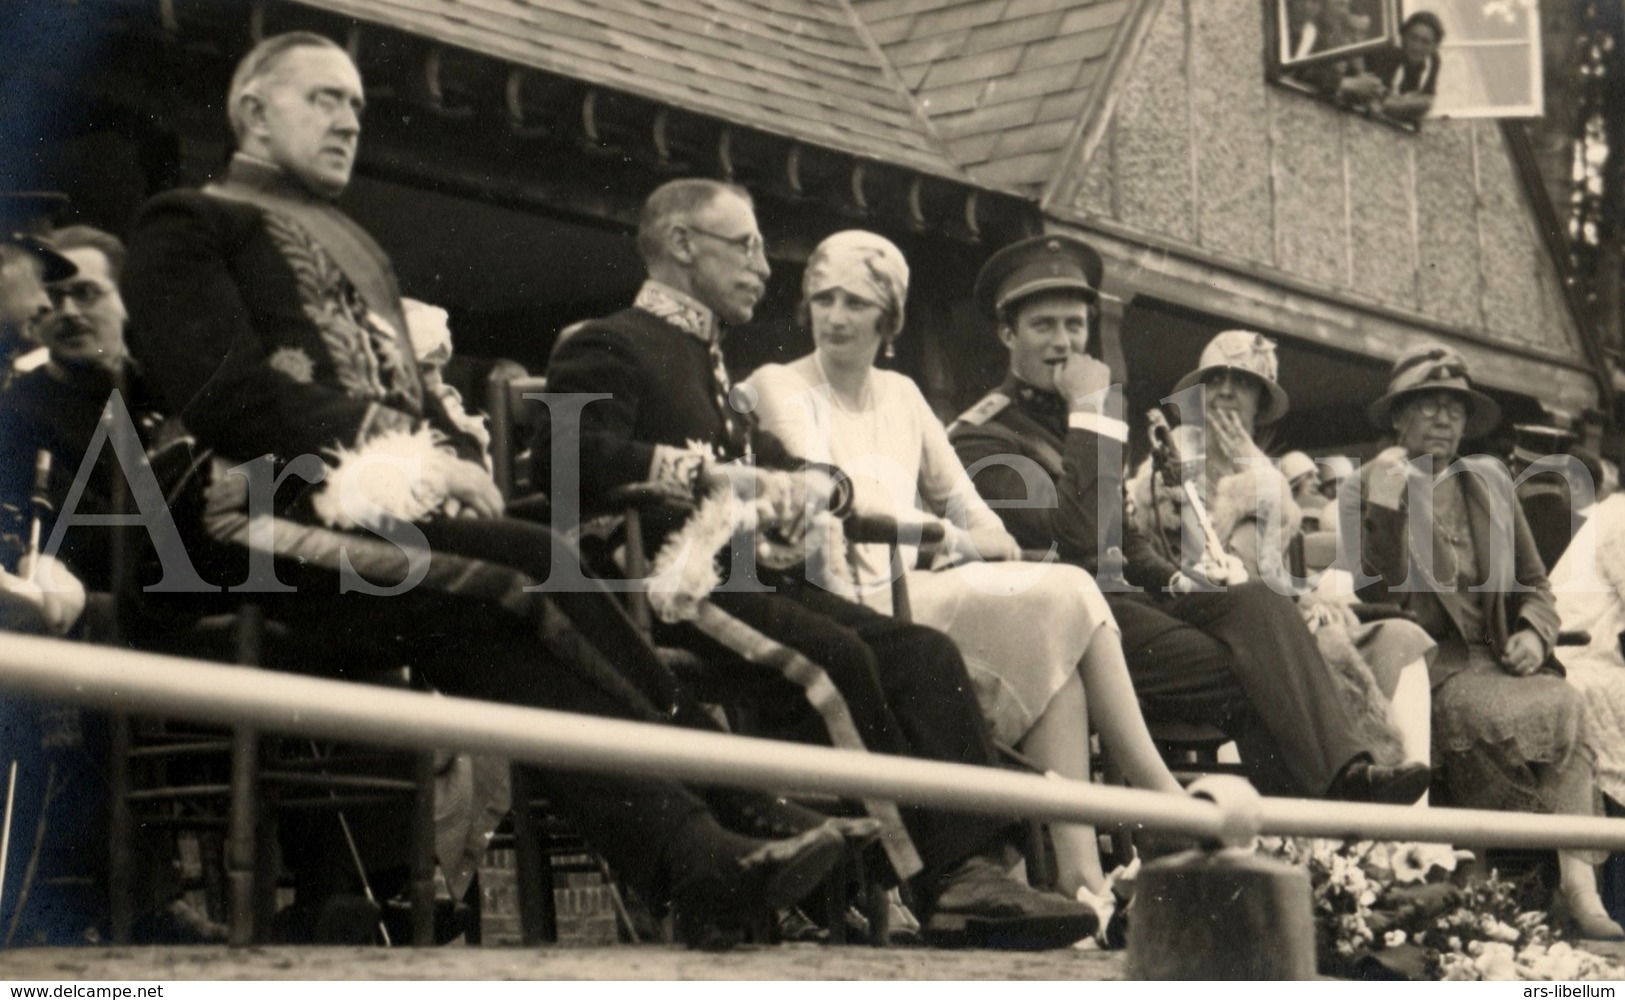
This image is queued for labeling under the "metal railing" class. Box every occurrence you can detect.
[6,632,1625,852]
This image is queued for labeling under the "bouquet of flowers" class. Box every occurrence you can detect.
[1256,837,1623,980]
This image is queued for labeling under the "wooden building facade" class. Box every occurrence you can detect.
[0,0,1608,457]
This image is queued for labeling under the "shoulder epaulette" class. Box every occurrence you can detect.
[948,392,1011,434]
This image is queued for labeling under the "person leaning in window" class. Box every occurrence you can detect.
[1363,11,1444,123]
[1359,344,1622,940]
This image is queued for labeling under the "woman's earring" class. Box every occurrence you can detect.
[883,337,896,360]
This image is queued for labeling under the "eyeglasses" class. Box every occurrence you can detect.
[683,224,766,259]
[1413,397,1468,421]
[47,280,109,309]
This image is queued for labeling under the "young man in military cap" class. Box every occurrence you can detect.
[948,233,1429,805]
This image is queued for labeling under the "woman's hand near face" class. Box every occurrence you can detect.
[1208,408,1265,465]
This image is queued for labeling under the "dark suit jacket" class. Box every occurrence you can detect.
[1359,453,1560,685]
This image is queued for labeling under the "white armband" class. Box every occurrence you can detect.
[1068,411,1129,443]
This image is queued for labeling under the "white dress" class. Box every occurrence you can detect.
[1551,493,1625,805]
[745,361,1118,746]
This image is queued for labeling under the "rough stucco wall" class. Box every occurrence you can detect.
[1075,122,1116,218]
[1475,122,1573,352]
[1347,123,1418,308]
[1052,0,1588,390]
[1413,122,1483,330]
[1103,0,1193,242]
[1188,0,1273,264]
[1268,90,1347,288]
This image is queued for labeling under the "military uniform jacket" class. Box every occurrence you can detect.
[948,376,1181,594]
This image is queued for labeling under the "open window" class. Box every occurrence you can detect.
[1274,0,1396,70]
[1402,0,1543,119]
[1267,0,1543,128]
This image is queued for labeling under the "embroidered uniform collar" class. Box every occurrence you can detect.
[634,280,717,344]
[1009,376,1069,425]
[222,153,330,204]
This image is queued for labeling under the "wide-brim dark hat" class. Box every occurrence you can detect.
[0,191,75,282]
[973,233,1102,319]
[1366,343,1502,438]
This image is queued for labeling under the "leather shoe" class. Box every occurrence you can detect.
[1328,759,1431,805]
[718,796,882,846]
[671,823,847,950]
[923,854,1099,950]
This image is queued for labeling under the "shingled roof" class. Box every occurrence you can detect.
[303,0,1145,196]
[307,0,967,181]
[852,0,1141,193]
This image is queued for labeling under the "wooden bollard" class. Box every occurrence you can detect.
[1127,776,1316,980]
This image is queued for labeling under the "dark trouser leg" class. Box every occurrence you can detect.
[692,579,1013,883]
[179,518,721,903]
[414,616,715,899]
[1112,582,1364,797]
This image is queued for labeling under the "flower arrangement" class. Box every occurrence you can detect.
[1256,837,1624,980]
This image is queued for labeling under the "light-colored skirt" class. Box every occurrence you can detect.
[905,559,1116,747]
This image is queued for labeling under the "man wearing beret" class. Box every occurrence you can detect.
[0,193,87,635]
[0,192,74,381]
[949,233,1430,805]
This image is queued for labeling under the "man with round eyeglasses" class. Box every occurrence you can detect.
[0,225,156,596]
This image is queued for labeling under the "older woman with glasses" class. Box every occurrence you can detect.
[743,230,1184,902]
[1360,344,1621,940]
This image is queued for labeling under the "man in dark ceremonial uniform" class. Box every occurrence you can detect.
[119,31,869,947]
[0,225,160,595]
[948,234,1429,805]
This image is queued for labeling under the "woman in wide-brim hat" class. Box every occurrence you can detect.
[1127,330,1436,791]
[744,229,1184,904]
[1359,343,1622,939]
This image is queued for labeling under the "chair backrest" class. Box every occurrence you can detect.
[487,373,551,501]
[1520,487,1577,572]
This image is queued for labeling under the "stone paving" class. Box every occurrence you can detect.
[7,937,1625,980]
[0,943,1128,981]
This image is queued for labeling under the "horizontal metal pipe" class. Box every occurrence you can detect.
[1259,798,1625,851]
[7,633,1625,851]
[0,634,1225,840]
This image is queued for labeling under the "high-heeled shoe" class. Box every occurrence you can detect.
[1554,889,1625,941]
